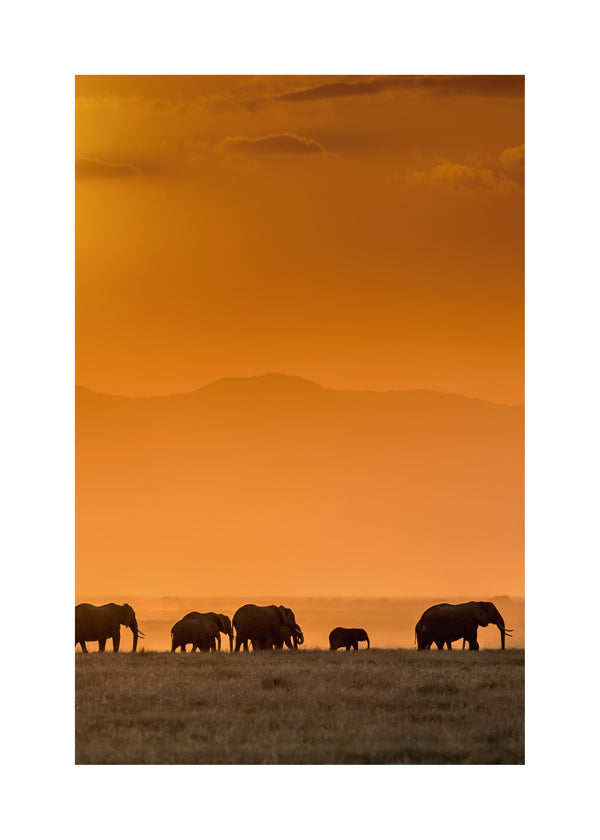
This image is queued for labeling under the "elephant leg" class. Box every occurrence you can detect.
[112,630,120,652]
[352,642,358,650]
[98,638,106,652]
[345,645,351,651]
[181,644,187,652]
[447,641,453,650]
[79,641,88,653]
[434,641,444,650]
[466,635,479,651]
[217,636,221,651]
[234,637,242,652]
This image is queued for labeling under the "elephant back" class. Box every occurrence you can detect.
[233,604,290,645]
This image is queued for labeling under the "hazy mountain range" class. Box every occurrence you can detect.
[76,373,523,598]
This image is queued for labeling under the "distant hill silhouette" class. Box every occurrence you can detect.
[76,374,523,598]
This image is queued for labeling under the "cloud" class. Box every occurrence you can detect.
[421,75,524,98]
[276,78,393,102]
[408,145,525,192]
[408,162,499,190]
[275,75,524,104]
[219,133,327,156]
[499,144,525,187]
[75,158,141,178]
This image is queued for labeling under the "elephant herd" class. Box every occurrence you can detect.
[75,600,512,654]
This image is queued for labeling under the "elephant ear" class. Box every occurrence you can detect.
[121,603,136,626]
[278,606,294,627]
[473,603,490,626]
[483,601,502,623]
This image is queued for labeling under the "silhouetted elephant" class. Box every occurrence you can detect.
[250,623,304,650]
[329,627,370,651]
[75,602,144,652]
[180,611,233,651]
[415,601,513,651]
[170,618,217,652]
[233,604,303,652]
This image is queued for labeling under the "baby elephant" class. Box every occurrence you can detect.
[171,618,217,652]
[329,627,370,651]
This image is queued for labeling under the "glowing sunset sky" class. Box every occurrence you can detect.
[75,76,523,599]
[76,75,523,404]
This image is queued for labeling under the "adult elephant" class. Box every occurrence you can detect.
[180,612,233,651]
[329,627,370,651]
[251,623,304,650]
[415,601,513,651]
[171,618,217,652]
[233,604,302,652]
[75,602,144,652]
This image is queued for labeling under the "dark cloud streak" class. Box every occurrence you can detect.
[220,133,327,156]
[76,158,141,178]
[275,75,524,103]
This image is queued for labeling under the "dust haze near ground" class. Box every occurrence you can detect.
[76,595,524,651]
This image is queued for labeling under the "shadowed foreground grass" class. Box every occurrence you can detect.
[75,649,524,764]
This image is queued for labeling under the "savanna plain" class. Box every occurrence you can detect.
[75,648,524,764]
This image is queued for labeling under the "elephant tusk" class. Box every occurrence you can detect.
[136,630,146,638]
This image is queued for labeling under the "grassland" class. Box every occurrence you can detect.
[75,649,524,764]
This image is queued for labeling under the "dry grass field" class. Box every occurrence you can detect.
[75,648,524,764]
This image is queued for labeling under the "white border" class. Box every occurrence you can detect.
[4,1,598,837]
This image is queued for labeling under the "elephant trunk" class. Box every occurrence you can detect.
[365,634,370,649]
[130,621,140,652]
[229,631,234,652]
[497,622,514,649]
[494,613,507,650]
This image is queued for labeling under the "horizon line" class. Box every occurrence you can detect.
[75,593,524,600]
[75,372,524,408]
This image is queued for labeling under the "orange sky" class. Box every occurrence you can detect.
[76,75,523,404]
[75,76,523,600]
